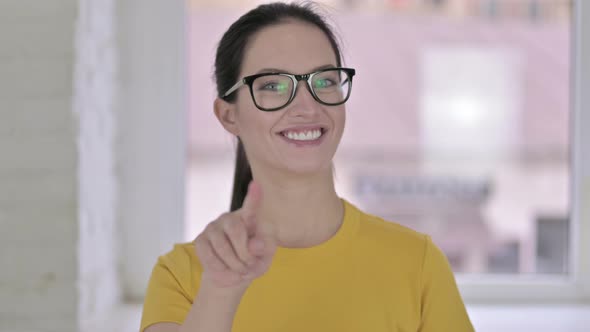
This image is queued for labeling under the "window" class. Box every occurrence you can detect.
[187,0,588,301]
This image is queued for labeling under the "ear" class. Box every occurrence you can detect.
[214,98,239,136]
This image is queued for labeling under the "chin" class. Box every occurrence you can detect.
[282,159,333,176]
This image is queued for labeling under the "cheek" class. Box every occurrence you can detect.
[332,107,346,131]
[234,103,258,134]
[236,107,275,141]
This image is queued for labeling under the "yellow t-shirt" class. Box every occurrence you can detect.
[140,199,474,332]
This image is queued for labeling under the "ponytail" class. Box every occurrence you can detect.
[230,138,253,211]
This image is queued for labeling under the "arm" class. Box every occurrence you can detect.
[144,277,246,332]
[141,182,275,332]
[178,277,247,332]
[418,236,475,332]
[141,183,277,332]
[144,323,179,332]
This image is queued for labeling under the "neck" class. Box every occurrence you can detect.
[251,166,344,248]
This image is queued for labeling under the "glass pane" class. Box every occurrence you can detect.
[187,0,572,276]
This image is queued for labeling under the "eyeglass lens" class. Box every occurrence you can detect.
[251,69,351,110]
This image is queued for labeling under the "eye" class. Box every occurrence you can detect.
[313,78,336,89]
[260,82,289,92]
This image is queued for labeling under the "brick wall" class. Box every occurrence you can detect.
[0,2,79,331]
[0,1,120,331]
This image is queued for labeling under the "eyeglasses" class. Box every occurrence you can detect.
[222,67,356,112]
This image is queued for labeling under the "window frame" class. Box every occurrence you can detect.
[118,0,590,304]
[458,0,590,304]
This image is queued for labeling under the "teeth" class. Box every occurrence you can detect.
[283,129,322,141]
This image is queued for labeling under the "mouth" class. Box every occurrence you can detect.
[277,126,328,145]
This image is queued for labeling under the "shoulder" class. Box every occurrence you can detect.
[152,242,202,297]
[351,203,455,276]
[141,243,201,331]
[347,200,429,255]
[158,242,201,269]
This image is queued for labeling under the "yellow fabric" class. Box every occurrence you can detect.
[141,199,474,332]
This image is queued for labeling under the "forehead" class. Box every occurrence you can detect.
[241,20,338,76]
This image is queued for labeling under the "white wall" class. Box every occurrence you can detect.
[0,1,189,328]
[0,1,121,331]
[0,2,79,331]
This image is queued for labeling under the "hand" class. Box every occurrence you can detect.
[193,181,277,291]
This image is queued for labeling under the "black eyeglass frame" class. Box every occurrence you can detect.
[222,67,356,112]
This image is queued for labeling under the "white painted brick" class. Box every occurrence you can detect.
[0,98,73,135]
[0,243,77,285]
[0,134,77,173]
[1,314,77,332]
[0,247,77,317]
[0,281,77,318]
[0,202,77,244]
[0,0,77,19]
[0,171,77,202]
[0,1,77,332]
[0,20,75,58]
[0,57,74,100]
[0,0,122,330]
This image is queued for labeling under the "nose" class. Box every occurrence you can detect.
[287,80,320,116]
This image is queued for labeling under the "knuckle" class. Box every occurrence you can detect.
[213,236,233,256]
[217,212,231,221]
[203,223,215,234]
[202,249,216,264]
[208,221,221,231]
[207,223,225,239]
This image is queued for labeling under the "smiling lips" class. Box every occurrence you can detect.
[279,126,326,145]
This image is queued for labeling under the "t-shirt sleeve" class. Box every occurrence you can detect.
[418,236,475,332]
[140,245,200,332]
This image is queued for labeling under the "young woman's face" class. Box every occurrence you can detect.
[223,20,346,176]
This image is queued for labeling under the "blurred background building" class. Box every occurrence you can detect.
[187,0,571,276]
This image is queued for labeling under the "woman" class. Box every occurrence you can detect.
[141,2,474,332]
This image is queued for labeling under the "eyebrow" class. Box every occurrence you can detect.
[255,64,336,74]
